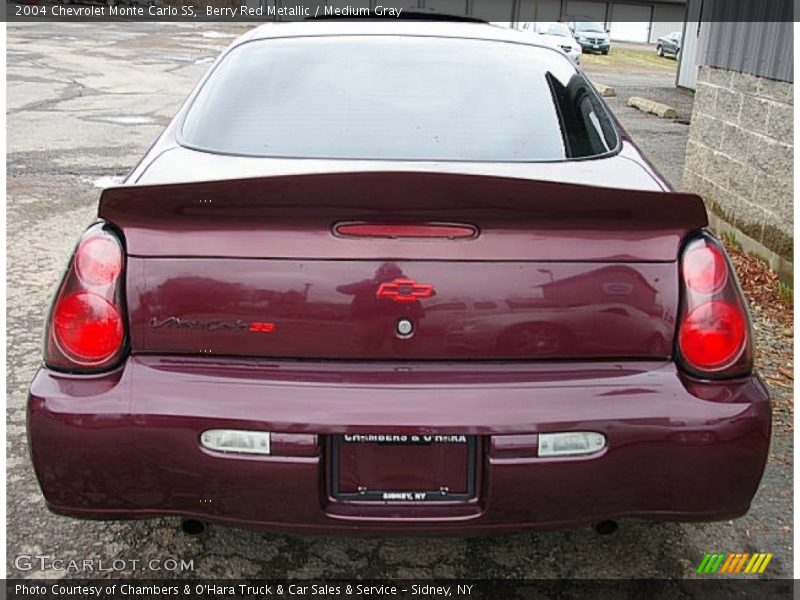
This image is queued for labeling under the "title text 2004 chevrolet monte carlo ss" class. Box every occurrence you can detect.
[28,20,769,534]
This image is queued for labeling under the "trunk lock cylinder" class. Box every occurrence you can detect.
[396,318,414,338]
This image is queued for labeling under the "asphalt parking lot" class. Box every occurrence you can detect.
[6,24,793,579]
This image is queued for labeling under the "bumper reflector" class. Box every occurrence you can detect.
[538,432,606,457]
[200,429,271,455]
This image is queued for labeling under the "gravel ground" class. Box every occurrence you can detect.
[6,24,793,580]
[584,55,695,188]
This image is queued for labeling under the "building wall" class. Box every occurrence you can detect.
[676,19,701,89]
[470,0,516,21]
[516,0,687,39]
[648,3,685,43]
[675,0,705,89]
[703,21,793,84]
[521,0,562,21]
[683,65,793,272]
[562,0,608,21]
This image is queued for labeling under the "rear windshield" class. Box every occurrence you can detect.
[181,36,619,162]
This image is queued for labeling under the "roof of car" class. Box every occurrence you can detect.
[237,20,553,50]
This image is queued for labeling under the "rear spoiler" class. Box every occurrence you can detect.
[98,171,708,262]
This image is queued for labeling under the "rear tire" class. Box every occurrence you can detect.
[657,45,664,57]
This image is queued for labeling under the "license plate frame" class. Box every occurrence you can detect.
[330,434,477,502]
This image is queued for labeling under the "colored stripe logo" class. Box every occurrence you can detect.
[696,553,773,574]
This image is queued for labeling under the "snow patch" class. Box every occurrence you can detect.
[99,116,156,125]
[82,175,125,189]
[199,31,237,39]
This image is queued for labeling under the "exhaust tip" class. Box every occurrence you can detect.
[594,520,618,536]
[180,518,207,536]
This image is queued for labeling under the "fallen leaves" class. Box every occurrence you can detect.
[721,241,794,431]
[723,240,793,327]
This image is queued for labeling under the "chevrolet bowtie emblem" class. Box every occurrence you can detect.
[376,278,435,303]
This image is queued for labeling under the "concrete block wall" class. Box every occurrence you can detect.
[682,65,793,279]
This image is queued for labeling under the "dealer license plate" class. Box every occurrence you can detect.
[331,434,476,502]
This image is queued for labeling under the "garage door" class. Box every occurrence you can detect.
[426,0,483,19]
[469,0,514,21]
[564,1,607,22]
[520,0,561,22]
[609,3,652,42]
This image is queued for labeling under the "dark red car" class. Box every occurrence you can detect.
[28,21,769,534]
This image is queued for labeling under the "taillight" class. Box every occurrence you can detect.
[75,236,122,287]
[682,245,727,294]
[676,232,752,378]
[44,223,127,371]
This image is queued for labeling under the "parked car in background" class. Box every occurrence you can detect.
[521,21,581,64]
[28,18,769,536]
[569,21,611,54]
[656,31,682,58]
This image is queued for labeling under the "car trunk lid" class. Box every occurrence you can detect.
[100,172,707,360]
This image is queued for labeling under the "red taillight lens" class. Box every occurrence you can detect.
[678,301,745,369]
[676,233,752,378]
[334,222,477,239]
[53,292,124,362]
[45,223,127,371]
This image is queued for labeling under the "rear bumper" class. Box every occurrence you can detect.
[28,356,770,533]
